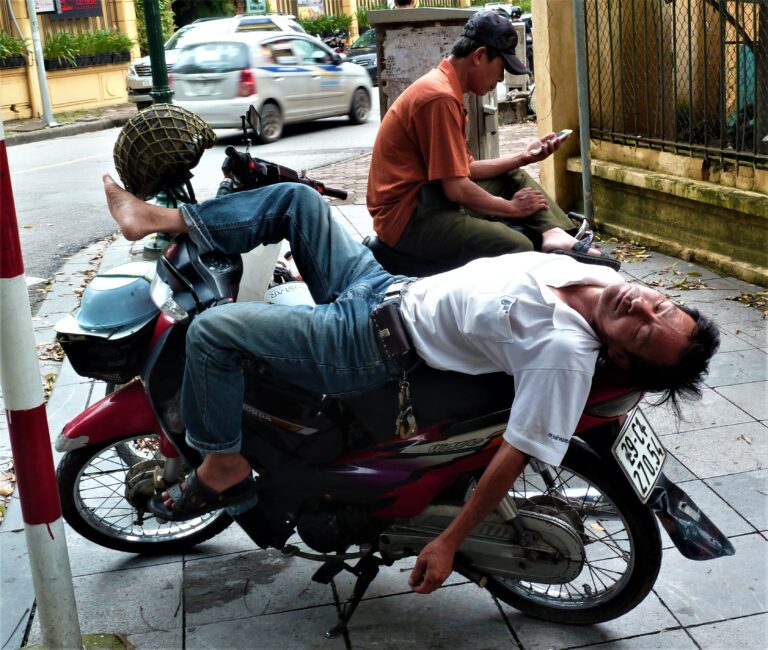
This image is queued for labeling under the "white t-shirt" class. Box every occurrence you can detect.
[399,252,622,465]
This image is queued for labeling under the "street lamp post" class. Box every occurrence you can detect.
[144,0,173,104]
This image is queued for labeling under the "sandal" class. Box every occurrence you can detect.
[148,470,258,522]
[550,230,622,271]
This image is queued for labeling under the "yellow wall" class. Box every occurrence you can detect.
[0,0,139,122]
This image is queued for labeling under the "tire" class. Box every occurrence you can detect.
[255,103,283,144]
[57,433,232,554]
[348,87,370,125]
[462,440,662,625]
[136,101,152,111]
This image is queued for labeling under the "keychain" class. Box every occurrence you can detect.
[395,376,417,439]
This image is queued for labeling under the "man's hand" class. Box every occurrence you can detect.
[508,187,549,216]
[409,538,456,594]
[524,132,561,164]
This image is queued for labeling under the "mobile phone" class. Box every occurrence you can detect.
[530,129,573,156]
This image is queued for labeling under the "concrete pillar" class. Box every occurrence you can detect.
[8,0,42,119]
[531,0,580,210]
[113,0,142,61]
[341,0,360,42]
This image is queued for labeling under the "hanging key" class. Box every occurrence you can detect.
[395,378,417,439]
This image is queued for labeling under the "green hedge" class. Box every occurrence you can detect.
[298,14,354,36]
[134,0,175,56]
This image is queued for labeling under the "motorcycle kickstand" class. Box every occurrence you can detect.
[325,554,383,639]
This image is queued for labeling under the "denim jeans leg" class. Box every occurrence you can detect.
[181,183,394,304]
[181,293,395,454]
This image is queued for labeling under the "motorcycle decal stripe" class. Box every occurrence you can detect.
[0,136,24,279]
[6,404,62,524]
[242,403,319,435]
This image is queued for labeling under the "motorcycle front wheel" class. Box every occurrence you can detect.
[57,433,233,554]
[465,439,662,625]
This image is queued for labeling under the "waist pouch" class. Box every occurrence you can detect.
[417,182,459,209]
[371,282,419,372]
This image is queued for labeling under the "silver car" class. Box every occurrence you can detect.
[126,14,306,108]
[171,33,373,143]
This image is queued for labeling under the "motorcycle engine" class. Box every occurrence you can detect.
[297,504,381,553]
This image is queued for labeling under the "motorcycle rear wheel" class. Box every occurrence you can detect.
[57,433,233,554]
[463,439,661,625]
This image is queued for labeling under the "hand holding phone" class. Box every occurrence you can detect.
[529,129,573,156]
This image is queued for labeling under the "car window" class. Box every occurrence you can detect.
[174,42,250,74]
[237,16,306,34]
[351,29,376,50]
[264,39,300,65]
[291,38,333,65]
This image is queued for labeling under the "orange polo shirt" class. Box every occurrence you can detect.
[367,59,473,246]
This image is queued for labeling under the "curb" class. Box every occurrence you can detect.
[5,116,131,147]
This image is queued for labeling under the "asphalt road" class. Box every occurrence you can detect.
[6,91,381,311]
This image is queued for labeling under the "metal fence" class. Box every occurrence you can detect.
[585,0,767,169]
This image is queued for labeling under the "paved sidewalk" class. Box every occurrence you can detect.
[1,124,766,649]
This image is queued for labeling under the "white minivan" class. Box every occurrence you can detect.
[126,14,307,108]
[171,33,373,143]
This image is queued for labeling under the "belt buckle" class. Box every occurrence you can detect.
[384,280,409,301]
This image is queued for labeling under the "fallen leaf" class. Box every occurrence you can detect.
[740,434,753,445]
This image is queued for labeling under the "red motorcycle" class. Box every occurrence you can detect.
[53,110,733,635]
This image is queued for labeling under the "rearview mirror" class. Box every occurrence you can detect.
[246,105,261,137]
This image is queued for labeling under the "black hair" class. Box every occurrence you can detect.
[451,35,503,64]
[624,304,720,417]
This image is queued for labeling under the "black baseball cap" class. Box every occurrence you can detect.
[462,10,529,75]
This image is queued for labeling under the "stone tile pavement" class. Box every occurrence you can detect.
[1,124,766,650]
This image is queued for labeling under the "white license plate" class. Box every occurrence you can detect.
[611,409,666,502]
[140,78,152,88]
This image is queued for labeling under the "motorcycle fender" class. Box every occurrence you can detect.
[55,379,164,452]
[648,473,735,560]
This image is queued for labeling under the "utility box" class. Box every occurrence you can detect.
[503,22,528,94]
[367,7,499,160]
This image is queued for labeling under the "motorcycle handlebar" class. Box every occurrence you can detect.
[321,186,348,200]
[222,146,347,200]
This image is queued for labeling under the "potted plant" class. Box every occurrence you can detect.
[43,31,78,69]
[91,29,114,64]
[0,30,28,69]
[75,31,96,67]
[108,30,134,63]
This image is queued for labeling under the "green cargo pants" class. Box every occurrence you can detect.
[394,169,575,266]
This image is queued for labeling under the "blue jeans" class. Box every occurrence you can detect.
[179,184,405,454]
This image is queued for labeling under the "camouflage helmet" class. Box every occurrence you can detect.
[113,103,216,200]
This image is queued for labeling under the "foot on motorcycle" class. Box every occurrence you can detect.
[148,470,258,521]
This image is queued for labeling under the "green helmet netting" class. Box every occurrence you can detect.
[113,103,216,200]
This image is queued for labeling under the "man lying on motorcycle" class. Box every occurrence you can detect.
[103,175,719,595]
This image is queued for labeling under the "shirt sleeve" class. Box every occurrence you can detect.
[413,98,471,182]
[503,367,594,466]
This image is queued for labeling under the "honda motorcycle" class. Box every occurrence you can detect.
[54,108,733,634]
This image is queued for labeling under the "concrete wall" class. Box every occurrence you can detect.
[531,0,768,286]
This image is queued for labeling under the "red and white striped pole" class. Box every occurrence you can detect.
[0,119,82,647]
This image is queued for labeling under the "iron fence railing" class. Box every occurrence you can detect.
[585,0,767,169]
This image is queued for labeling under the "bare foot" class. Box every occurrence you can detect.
[161,452,251,509]
[103,174,152,241]
[103,174,187,241]
[541,227,601,257]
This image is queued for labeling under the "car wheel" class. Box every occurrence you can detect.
[349,88,370,125]
[136,101,152,111]
[255,103,283,144]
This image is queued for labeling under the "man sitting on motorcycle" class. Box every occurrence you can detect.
[103,175,719,595]
[367,10,603,270]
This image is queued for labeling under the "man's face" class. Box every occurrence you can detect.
[471,47,505,95]
[593,283,696,369]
